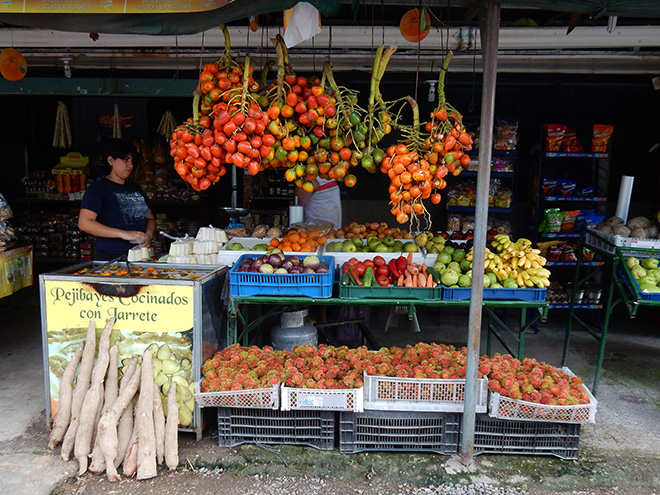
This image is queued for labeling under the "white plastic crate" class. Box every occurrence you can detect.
[585,226,660,256]
[281,385,364,412]
[215,237,323,267]
[487,368,597,424]
[194,381,279,409]
[363,374,488,413]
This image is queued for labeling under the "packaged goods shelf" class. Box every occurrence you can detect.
[542,232,581,239]
[545,152,608,158]
[542,196,606,202]
[545,261,604,266]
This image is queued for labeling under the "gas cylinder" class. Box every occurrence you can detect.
[271,309,317,351]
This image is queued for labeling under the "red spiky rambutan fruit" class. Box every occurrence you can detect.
[478,362,491,376]
[304,379,316,388]
[508,390,522,400]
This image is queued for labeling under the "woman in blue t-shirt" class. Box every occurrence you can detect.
[78,139,156,261]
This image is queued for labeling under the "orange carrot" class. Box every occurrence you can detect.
[427,273,434,287]
[407,252,413,264]
[418,272,427,287]
[397,275,404,286]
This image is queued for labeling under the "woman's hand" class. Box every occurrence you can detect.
[123,230,151,246]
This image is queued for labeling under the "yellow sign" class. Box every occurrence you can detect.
[0,0,232,14]
[43,280,193,333]
[0,245,33,298]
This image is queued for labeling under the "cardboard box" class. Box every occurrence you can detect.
[52,152,90,176]
[0,245,33,298]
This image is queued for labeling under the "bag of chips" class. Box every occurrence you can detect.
[591,124,613,152]
[544,124,567,152]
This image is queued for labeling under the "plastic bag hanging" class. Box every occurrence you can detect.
[112,103,121,139]
[52,100,72,149]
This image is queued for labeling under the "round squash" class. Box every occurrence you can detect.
[0,48,27,81]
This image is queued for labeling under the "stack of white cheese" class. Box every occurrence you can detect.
[168,225,228,264]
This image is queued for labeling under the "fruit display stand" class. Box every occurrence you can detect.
[227,294,548,359]
[39,260,227,440]
[562,230,660,394]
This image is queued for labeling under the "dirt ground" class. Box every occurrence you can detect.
[49,433,660,495]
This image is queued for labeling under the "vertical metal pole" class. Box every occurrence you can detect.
[460,0,500,466]
[231,165,238,208]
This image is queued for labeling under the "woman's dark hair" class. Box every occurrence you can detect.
[103,138,138,162]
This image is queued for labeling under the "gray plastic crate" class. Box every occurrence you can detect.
[339,410,460,455]
[471,413,581,460]
[217,407,335,450]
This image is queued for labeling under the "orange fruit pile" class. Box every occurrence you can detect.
[268,230,327,252]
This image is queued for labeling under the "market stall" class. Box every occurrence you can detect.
[11,0,660,479]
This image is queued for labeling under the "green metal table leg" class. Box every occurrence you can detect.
[562,235,584,366]
[591,257,618,395]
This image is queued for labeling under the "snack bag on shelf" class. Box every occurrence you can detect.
[446,214,461,232]
[493,120,518,150]
[493,157,514,173]
[591,124,614,152]
[559,179,578,196]
[542,178,560,196]
[544,124,567,151]
[560,128,584,152]
[560,210,581,233]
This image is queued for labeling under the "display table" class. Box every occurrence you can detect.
[228,294,548,358]
[0,244,33,299]
[562,230,660,395]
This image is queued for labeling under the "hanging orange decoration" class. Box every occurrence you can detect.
[400,7,431,43]
[0,48,27,81]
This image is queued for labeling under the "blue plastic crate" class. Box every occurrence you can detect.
[229,254,335,298]
[618,265,660,301]
[442,286,546,302]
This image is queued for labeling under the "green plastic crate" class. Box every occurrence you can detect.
[338,284,442,300]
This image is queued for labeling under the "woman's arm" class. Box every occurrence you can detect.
[294,180,318,206]
[78,208,148,244]
[143,210,156,247]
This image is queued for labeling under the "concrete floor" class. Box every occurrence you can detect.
[1,283,659,495]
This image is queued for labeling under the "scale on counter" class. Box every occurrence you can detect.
[217,207,249,229]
